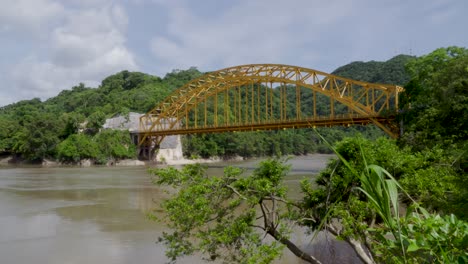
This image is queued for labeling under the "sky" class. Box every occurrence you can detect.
[0,0,467,107]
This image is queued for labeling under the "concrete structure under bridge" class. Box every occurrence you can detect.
[103,112,183,161]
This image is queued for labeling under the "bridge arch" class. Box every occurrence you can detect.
[139,64,403,147]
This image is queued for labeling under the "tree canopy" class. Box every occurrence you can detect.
[399,47,468,150]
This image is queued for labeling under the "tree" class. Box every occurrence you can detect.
[93,130,136,163]
[86,111,106,135]
[0,116,18,152]
[149,159,323,263]
[397,47,468,219]
[60,112,85,139]
[332,54,414,85]
[399,46,468,149]
[163,67,203,90]
[12,112,62,161]
[56,134,98,162]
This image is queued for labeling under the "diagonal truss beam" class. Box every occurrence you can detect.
[139,64,404,145]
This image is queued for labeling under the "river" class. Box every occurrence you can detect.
[0,155,361,264]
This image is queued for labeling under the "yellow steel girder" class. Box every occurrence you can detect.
[139,64,404,146]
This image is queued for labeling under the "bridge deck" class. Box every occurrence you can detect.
[139,115,393,136]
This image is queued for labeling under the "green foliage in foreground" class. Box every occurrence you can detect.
[312,137,462,216]
[374,208,468,263]
[150,136,468,263]
[328,141,468,263]
[149,161,293,263]
[300,137,467,263]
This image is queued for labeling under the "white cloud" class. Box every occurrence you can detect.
[147,0,468,76]
[1,0,467,106]
[50,6,131,68]
[0,0,64,33]
[148,0,358,74]
[67,0,113,7]
[112,4,129,30]
[3,3,137,104]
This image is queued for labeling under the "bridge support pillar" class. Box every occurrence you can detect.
[137,134,161,161]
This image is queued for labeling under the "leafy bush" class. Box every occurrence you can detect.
[57,134,98,162]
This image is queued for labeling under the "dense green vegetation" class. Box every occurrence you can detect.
[149,47,468,263]
[400,47,468,149]
[183,126,385,159]
[332,54,414,84]
[150,156,467,264]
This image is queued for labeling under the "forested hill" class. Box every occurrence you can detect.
[0,55,412,162]
[0,67,203,162]
[332,54,414,85]
[32,67,203,116]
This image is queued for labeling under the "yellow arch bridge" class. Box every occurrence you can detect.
[138,64,403,156]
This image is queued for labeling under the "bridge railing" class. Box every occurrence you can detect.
[140,112,397,137]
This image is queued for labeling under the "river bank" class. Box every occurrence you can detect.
[0,154,246,168]
[0,153,332,169]
[0,155,148,167]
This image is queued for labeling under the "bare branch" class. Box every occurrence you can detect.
[266,223,323,264]
[346,237,376,264]
[300,217,318,224]
[250,224,266,231]
[259,200,269,228]
[262,196,301,208]
[326,223,375,264]
[225,184,247,200]
[271,194,276,226]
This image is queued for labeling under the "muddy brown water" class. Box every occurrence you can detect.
[0,155,362,264]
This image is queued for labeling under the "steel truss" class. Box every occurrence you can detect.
[138,64,404,149]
